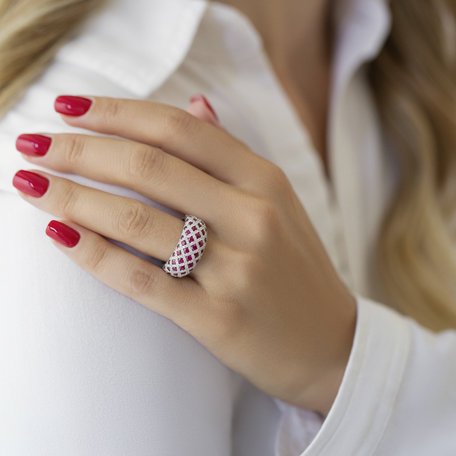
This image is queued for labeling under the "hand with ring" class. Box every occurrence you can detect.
[12,94,357,416]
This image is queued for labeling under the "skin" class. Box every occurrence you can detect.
[14,96,356,416]
[218,0,333,181]
[13,0,356,417]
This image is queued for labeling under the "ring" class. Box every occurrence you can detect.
[162,215,208,278]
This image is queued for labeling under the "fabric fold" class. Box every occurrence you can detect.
[275,296,412,455]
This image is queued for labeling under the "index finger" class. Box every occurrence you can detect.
[54,95,264,186]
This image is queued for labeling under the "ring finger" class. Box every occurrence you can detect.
[11,169,215,265]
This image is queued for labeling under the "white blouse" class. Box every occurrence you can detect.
[0,0,455,455]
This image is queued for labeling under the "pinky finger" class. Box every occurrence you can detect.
[45,220,205,327]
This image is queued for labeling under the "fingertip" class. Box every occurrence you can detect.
[54,95,94,117]
[46,220,81,248]
[190,95,219,120]
[187,94,221,127]
[16,133,52,157]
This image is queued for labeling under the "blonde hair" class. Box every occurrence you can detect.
[0,0,105,118]
[1,0,455,331]
[369,0,456,331]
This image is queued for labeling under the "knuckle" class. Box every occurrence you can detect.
[59,183,79,217]
[127,145,167,184]
[85,242,109,273]
[161,108,196,142]
[220,250,261,294]
[64,135,85,166]
[263,163,290,193]
[246,197,281,245]
[102,98,122,122]
[116,202,152,239]
[235,253,262,287]
[127,267,157,297]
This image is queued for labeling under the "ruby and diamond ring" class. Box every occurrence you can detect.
[162,215,208,278]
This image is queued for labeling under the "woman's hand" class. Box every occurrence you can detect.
[13,95,356,416]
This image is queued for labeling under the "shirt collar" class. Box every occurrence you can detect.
[327,0,392,294]
[55,0,208,97]
[55,0,391,100]
[331,0,392,97]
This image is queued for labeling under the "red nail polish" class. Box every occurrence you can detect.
[190,95,219,121]
[54,96,92,116]
[12,170,49,197]
[16,134,52,157]
[46,220,80,248]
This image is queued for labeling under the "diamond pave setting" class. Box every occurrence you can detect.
[162,215,208,278]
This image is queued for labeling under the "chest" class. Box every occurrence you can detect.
[271,65,334,187]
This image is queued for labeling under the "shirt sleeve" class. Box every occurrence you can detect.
[274,295,456,455]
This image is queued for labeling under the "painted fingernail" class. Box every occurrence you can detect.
[12,170,49,197]
[54,95,92,116]
[46,220,81,248]
[16,134,52,157]
[190,95,219,121]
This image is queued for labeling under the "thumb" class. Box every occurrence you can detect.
[186,94,221,128]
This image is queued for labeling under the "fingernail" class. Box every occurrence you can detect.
[16,134,52,157]
[46,220,81,248]
[54,95,92,116]
[190,95,219,121]
[12,170,49,197]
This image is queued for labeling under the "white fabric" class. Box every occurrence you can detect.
[0,0,455,455]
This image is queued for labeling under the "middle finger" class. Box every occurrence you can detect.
[16,133,237,229]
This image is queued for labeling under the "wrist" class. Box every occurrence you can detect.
[295,292,357,416]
